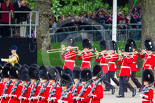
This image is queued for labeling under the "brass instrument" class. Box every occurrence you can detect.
[47,45,79,54]
[77,48,96,56]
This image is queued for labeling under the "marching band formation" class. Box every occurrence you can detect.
[0,37,155,103]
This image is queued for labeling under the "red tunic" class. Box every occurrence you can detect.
[78,52,92,69]
[47,84,62,103]
[60,92,73,103]
[29,84,41,103]
[1,81,13,103]
[140,54,155,70]
[142,89,154,103]
[96,54,110,73]
[90,83,103,103]
[38,84,49,103]
[8,82,23,103]
[109,53,118,71]
[130,51,139,71]
[118,56,134,77]
[78,86,91,103]
[20,84,31,103]
[62,50,76,70]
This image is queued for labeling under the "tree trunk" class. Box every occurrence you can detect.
[35,0,52,50]
[139,0,155,70]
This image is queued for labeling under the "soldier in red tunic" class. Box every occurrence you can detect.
[107,41,119,86]
[140,38,155,91]
[116,44,136,98]
[8,63,21,103]
[37,66,49,103]
[89,65,103,103]
[127,39,142,89]
[72,67,82,103]
[62,37,76,70]
[28,64,40,103]
[58,74,73,103]
[18,65,31,103]
[75,68,92,103]
[140,69,154,103]
[47,66,62,103]
[78,39,93,69]
[140,38,155,70]
[0,63,13,103]
[96,40,115,94]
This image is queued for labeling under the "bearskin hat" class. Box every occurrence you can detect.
[39,66,49,80]
[81,68,92,82]
[100,40,107,50]
[82,39,92,49]
[19,65,30,81]
[125,44,133,52]
[142,69,154,84]
[63,67,73,78]
[93,65,103,78]
[29,64,39,79]
[73,66,81,79]
[9,65,20,79]
[67,37,76,47]
[48,66,59,81]
[127,39,137,49]
[55,66,63,77]
[144,38,155,51]
[60,74,73,88]
[2,63,12,78]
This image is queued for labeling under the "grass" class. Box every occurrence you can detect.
[37,41,142,77]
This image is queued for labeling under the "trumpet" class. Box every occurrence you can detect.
[47,45,79,54]
[77,48,96,56]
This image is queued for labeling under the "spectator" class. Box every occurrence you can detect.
[1,0,14,37]
[19,0,31,38]
[13,0,21,36]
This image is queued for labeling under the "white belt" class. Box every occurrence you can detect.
[100,63,108,65]
[82,61,90,63]
[133,62,136,63]
[109,62,115,64]
[121,66,130,68]
[142,99,152,102]
[65,60,75,62]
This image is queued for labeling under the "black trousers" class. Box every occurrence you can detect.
[103,73,114,90]
[107,71,119,86]
[119,76,134,96]
[131,71,142,88]
[1,23,11,37]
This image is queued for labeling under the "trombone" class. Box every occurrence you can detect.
[47,45,79,54]
[77,48,96,56]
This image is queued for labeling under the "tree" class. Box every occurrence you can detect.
[35,0,52,50]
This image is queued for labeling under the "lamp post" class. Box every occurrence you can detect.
[112,0,117,42]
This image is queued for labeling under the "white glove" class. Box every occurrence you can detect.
[140,94,144,98]
[58,100,62,103]
[1,58,5,62]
